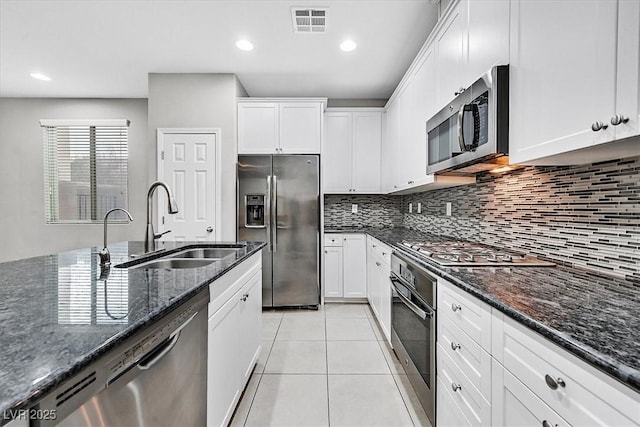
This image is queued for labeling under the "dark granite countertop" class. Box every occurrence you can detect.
[0,240,265,419]
[325,227,640,394]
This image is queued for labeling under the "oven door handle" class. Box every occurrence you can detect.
[390,277,433,320]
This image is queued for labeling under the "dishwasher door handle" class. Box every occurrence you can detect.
[138,310,198,371]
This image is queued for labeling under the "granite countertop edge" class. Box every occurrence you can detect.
[325,227,640,394]
[0,241,266,417]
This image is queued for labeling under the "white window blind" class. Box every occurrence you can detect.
[40,119,129,223]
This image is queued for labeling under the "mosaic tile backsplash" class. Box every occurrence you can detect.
[324,156,640,281]
[324,194,403,229]
[402,156,640,281]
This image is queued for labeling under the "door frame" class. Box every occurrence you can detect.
[156,128,222,241]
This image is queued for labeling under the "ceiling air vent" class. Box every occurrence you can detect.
[291,7,328,33]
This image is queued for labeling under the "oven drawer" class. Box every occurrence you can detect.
[498,316,640,426]
[437,344,491,427]
[324,234,343,247]
[438,278,492,352]
[438,316,492,401]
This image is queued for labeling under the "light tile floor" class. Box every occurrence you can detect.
[230,303,432,427]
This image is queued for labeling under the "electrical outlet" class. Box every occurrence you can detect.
[351,204,358,213]
[408,202,413,213]
[446,202,452,216]
[417,202,422,214]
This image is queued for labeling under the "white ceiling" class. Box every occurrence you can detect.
[0,0,439,99]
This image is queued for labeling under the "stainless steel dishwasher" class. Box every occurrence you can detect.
[37,290,208,427]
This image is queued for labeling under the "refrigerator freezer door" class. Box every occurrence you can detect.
[272,155,320,306]
[237,155,273,307]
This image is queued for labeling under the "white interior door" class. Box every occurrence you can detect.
[157,129,221,242]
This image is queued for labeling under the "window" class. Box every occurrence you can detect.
[40,119,129,223]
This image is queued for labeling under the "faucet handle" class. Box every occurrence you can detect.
[155,229,172,239]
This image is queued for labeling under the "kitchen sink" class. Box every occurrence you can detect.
[114,243,246,270]
[127,258,215,270]
[169,248,241,260]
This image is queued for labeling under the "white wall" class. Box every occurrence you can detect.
[148,73,243,241]
[0,98,148,261]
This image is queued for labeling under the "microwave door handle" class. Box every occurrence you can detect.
[457,104,468,152]
[470,103,480,151]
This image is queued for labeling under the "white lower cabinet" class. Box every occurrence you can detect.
[365,236,392,343]
[207,254,262,427]
[437,278,640,427]
[323,234,367,299]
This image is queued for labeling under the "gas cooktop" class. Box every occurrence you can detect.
[400,240,555,267]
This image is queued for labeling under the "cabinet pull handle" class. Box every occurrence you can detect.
[451,342,461,351]
[591,121,609,131]
[451,383,462,392]
[611,113,629,126]
[451,303,462,312]
[544,374,566,390]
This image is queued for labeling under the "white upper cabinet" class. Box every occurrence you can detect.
[509,0,640,165]
[279,103,322,153]
[323,112,352,192]
[434,0,509,111]
[435,2,467,110]
[323,109,382,193]
[237,102,279,154]
[238,99,325,154]
[466,0,510,82]
[352,112,383,193]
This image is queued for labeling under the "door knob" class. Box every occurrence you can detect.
[610,113,629,126]
[206,226,213,233]
[591,121,608,131]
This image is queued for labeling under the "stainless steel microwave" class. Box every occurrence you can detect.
[426,65,509,175]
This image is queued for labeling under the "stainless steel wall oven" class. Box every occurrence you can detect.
[390,252,437,426]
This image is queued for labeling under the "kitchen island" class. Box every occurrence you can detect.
[0,240,265,426]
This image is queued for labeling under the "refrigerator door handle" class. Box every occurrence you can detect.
[272,174,278,252]
[266,175,272,252]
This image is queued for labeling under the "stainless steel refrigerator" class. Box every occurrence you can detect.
[237,155,320,308]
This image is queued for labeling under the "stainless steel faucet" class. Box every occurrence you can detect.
[145,181,179,252]
[99,208,134,267]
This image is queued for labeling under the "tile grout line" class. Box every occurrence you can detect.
[240,314,283,427]
[324,306,331,427]
[368,310,421,427]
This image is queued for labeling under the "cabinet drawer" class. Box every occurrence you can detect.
[324,234,343,247]
[492,359,571,427]
[372,241,392,266]
[501,316,640,426]
[438,279,492,352]
[438,344,491,427]
[438,316,492,400]
[437,375,474,427]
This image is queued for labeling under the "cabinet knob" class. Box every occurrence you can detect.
[451,303,462,312]
[454,87,466,96]
[451,383,462,392]
[407,180,414,184]
[375,262,381,267]
[382,252,386,256]
[206,226,213,233]
[542,421,554,427]
[591,121,609,131]
[544,374,566,390]
[611,113,629,126]
[241,293,249,302]
[451,342,461,351]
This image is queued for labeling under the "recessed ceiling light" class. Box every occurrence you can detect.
[30,72,51,81]
[340,39,357,52]
[236,40,254,51]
